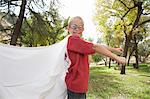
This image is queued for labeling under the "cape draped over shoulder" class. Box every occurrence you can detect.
[0,36,70,99]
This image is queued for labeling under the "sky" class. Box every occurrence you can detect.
[59,0,100,41]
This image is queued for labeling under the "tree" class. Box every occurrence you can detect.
[20,8,69,46]
[138,39,150,63]
[127,16,150,66]
[10,0,27,45]
[94,0,150,74]
[0,0,68,46]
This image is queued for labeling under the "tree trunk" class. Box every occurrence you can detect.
[10,0,27,45]
[120,2,143,74]
[120,36,129,74]
[127,48,135,66]
[133,35,139,69]
[108,58,111,68]
[103,58,107,66]
[134,47,139,69]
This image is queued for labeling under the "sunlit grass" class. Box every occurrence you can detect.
[87,64,150,99]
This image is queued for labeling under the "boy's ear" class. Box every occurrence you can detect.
[83,27,84,31]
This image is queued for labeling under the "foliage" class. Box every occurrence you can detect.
[20,9,69,46]
[92,53,103,63]
[94,0,125,48]
[94,0,150,74]
[138,39,150,62]
[0,0,69,46]
[94,0,150,47]
[87,37,94,42]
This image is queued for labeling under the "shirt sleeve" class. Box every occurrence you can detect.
[67,36,95,54]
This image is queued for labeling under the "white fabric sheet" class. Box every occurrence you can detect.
[0,37,70,99]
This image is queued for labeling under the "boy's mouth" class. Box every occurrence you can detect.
[72,32,81,36]
[73,32,80,35]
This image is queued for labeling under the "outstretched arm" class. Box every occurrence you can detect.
[93,44,126,64]
[102,45,124,54]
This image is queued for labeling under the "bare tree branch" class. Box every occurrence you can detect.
[138,19,150,26]
[118,0,129,9]
[142,13,150,15]
[0,12,9,21]
[10,2,20,6]
[0,28,13,32]
[24,17,33,31]
[121,6,135,19]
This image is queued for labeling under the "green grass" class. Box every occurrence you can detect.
[87,64,150,99]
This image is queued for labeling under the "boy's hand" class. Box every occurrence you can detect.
[114,48,124,54]
[115,56,126,65]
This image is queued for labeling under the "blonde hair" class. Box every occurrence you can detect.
[68,16,84,27]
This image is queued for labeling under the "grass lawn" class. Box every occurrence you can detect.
[87,64,150,99]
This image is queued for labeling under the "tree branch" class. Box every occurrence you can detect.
[10,2,20,6]
[132,0,136,6]
[121,18,128,36]
[24,17,33,31]
[121,6,135,19]
[138,19,150,26]
[142,13,150,15]
[118,0,137,19]
[0,12,9,21]
[118,0,129,9]
[56,24,68,34]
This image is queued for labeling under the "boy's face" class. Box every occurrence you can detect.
[67,18,84,37]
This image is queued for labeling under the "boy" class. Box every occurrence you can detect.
[65,16,126,99]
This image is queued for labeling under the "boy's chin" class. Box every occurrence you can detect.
[72,33,81,37]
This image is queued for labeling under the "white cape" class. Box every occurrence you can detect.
[0,37,70,99]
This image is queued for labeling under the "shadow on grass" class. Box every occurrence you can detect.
[88,66,150,99]
[128,64,150,74]
[137,64,150,73]
[139,74,150,77]
[88,66,125,99]
[90,66,108,71]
